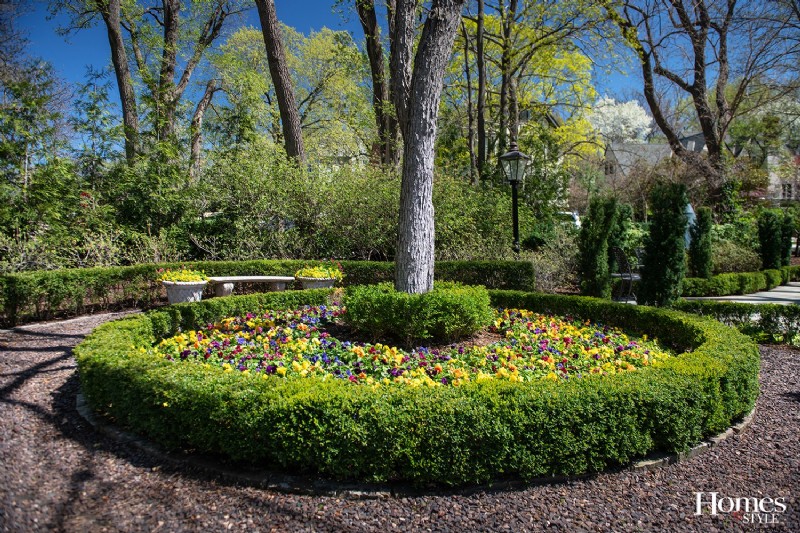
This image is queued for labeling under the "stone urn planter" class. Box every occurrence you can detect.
[162,280,208,304]
[296,277,336,290]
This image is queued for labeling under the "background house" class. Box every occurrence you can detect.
[606,135,800,204]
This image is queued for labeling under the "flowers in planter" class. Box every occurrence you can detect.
[295,261,344,281]
[158,268,209,283]
[151,305,671,387]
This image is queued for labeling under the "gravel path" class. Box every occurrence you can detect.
[1,312,798,532]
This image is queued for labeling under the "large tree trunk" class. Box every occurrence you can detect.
[356,0,399,166]
[157,0,180,141]
[255,0,306,163]
[392,0,466,294]
[100,0,138,163]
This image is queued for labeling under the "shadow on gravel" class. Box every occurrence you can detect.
[1,344,78,353]
[7,329,87,340]
[0,351,74,399]
[782,391,800,404]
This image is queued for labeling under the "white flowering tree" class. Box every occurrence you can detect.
[588,97,653,144]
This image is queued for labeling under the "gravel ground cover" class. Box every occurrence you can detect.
[1,312,798,532]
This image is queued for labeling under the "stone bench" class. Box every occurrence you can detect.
[207,276,296,297]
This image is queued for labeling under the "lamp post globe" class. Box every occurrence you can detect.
[499,141,531,254]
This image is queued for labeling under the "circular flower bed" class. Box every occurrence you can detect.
[74,289,760,486]
[151,305,671,386]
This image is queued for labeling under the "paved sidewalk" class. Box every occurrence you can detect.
[685,281,800,305]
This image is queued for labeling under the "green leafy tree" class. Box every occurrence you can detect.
[209,26,373,164]
[639,183,688,306]
[441,0,604,182]
[70,67,123,195]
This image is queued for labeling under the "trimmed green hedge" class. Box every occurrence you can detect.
[0,260,534,326]
[681,266,800,297]
[674,299,800,344]
[345,282,493,345]
[74,289,759,486]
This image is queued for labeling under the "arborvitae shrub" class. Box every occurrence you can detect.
[344,281,493,347]
[607,203,634,274]
[578,196,617,298]
[758,209,783,270]
[639,183,688,306]
[689,206,713,279]
[781,211,794,267]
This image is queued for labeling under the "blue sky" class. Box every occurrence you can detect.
[20,1,635,101]
[21,1,363,87]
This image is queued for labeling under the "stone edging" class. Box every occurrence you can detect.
[76,392,756,499]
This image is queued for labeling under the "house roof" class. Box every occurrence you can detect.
[606,142,673,176]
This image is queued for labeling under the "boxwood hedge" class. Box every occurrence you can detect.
[74,289,759,487]
[674,299,800,344]
[345,282,493,345]
[1,259,534,326]
[681,265,800,297]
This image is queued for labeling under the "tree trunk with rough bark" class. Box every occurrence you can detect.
[157,0,180,141]
[356,0,399,166]
[391,0,466,294]
[255,0,305,163]
[100,0,138,163]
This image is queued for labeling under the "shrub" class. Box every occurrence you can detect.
[0,259,534,326]
[758,209,783,270]
[680,266,800,298]
[75,289,759,486]
[607,203,632,274]
[527,226,579,293]
[344,282,493,346]
[578,196,617,298]
[781,211,794,267]
[639,183,688,306]
[711,240,762,274]
[674,297,800,345]
[688,207,713,279]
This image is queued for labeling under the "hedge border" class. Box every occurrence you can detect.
[681,266,800,297]
[74,289,759,487]
[0,260,534,327]
[74,391,756,498]
[673,299,800,344]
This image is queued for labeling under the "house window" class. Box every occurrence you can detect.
[605,161,616,176]
[782,183,794,199]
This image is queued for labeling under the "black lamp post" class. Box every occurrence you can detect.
[500,141,531,254]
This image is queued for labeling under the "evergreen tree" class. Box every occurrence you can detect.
[578,196,618,298]
[689,206,713,278]
[781,210,794,267]
[639,183,688,306]
[758,209,783,270]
